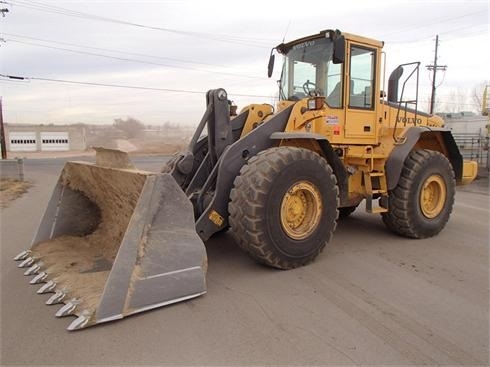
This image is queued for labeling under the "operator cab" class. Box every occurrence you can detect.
[272,30,345,108]
[269,29,383,142]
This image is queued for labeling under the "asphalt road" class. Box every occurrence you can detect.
[1,157,489,366]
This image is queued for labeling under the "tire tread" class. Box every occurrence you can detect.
[382,149,455,238]
[229,147,339,269]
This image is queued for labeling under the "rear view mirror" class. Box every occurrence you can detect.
[267,52,275,78]
[333,35,345,64]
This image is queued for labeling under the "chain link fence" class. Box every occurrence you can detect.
[453,133,489,170]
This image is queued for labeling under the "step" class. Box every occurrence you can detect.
[367,172,385,177]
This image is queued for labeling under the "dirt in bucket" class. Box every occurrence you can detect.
[31,161,150,314]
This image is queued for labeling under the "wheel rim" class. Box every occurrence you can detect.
[280,181,322,240]
[420,174,446,219]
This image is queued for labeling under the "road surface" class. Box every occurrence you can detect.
[1,156,488,365]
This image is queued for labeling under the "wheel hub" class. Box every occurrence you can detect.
[420,174,446,219]
[280,181,322,240]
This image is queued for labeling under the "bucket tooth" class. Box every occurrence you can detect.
[67,310,92,331]
[30,272,48,284]
[46,290,67,305]
[55,299,80,317]
[37,280,56,294]
[24,262,43,276]
[18,257,36,268]
[14,250,31,261]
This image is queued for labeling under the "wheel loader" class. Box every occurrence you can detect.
[14,29,478,330]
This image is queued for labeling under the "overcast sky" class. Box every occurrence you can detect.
[1,0,488,125]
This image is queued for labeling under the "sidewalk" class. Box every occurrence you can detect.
[6,150,95,159]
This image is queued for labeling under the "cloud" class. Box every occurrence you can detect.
[1,0,488,124]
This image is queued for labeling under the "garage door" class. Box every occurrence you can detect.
[41,132,70,151]
[9,132,37,152]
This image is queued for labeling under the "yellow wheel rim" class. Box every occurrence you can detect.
[280,181,322,240]
[420,174,446,219]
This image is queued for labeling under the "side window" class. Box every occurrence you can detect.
[349,46,375,109]
[326,62,343,108]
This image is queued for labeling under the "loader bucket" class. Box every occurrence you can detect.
[14,148,207,330]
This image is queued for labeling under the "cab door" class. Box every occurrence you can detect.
[344,44,378,143]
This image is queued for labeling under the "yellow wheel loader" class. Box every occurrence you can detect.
[14,29,478,330]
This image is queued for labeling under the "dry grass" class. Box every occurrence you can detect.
[0,179,32,208]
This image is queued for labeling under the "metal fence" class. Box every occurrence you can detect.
[452,133,489,168]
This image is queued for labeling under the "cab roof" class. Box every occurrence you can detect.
[276,29,384,54]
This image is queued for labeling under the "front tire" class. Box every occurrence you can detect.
[228,147,339,269]
[382,149,455,238]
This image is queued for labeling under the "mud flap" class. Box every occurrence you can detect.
[14,149,207,330]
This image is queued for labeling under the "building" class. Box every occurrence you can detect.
[439,112,489,168]
[5,124,86,152]
[439,112,489,136]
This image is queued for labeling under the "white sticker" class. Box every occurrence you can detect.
[326,115,339,125]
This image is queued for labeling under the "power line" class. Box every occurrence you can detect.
[6,0,273,48]
[0,73,273,98]
[437,23,489,38]
[8,0,268,46]
[3,38,266,80]
[380,10,484,38]
[8,1,487,49]
[2,32,228,68]
[379,10,488,46]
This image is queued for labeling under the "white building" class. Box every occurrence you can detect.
[5,124,87,152]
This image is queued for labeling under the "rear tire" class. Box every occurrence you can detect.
[228,147,339,269]
[382,149,455,238]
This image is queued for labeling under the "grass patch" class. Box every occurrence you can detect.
[0,179,32,208]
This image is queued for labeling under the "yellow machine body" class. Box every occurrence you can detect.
[13,30,478,331]
[243,31,476,210]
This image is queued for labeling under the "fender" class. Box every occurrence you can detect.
[270,132,349,206]
[385,127,463,190]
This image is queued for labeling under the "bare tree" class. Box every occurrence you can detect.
[441,88,470,113]
[472,81,488,115]
[113,117,145,138]
[439,86,485,114]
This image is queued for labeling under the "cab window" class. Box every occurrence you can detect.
[349,46,375,109]
[325,62,343,108]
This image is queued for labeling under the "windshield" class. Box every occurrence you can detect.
[279,37,342,107]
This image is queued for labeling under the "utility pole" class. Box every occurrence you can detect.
[0,1,9,17]
[426,35,447,115]
[0,2,8,158]
[0,97,7,159]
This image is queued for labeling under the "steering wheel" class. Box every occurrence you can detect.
[302,80,316,95]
